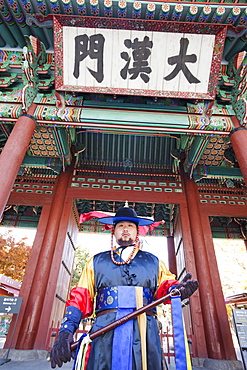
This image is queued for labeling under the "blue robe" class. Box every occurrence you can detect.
[86,250,165,370]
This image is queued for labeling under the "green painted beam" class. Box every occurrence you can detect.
[0,20,18,48]
[184,136,209,172]
[52,128,71,158]
[20,155,62,174]
[83,100,187,113]
[80,108,190,128]
[0,0,27,48]
[193,165,243,182]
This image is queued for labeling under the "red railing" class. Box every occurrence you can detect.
[161,326,195,364]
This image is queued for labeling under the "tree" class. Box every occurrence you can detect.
[70,247,91,289]
[0,231,32,282]
[214,238,247,297]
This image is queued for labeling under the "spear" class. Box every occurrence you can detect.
[70,288,180,351]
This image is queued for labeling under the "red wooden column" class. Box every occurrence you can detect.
[34,195,77,349]
[4,203,51,349]
[180,165,226,359]
[0,104,37,218]
[179,204,208,359]
[167,236,177,276]
[15,157,75,349]
[230,116,247,250]
[230,116,247,186]
[200,212,236,360]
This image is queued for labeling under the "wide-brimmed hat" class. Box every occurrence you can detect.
[99,205,154,226]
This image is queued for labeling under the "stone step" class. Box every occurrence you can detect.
[167,358,244,370]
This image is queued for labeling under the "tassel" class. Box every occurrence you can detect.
[73,333,92,370]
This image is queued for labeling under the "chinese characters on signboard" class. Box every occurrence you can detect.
[63,27,215,95]
[54,16,226,98]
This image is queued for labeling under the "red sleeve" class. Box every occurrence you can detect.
[156,279,179,304]
[66,286,94,318]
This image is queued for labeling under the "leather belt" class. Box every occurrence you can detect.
[96,309,156,317]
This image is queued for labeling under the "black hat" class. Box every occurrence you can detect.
[99,203,153,226]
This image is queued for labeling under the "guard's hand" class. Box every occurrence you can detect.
[50,331,74,368]
[177,273,199,301]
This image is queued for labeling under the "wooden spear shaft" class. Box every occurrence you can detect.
[71,288,180,351]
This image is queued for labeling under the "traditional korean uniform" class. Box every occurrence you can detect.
[65,248,177,370]
[51,207,198,370]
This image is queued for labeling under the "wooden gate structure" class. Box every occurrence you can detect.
[0,0,247,363]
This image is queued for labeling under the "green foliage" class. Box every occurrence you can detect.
[70,247,91,289]
[0,231,31,282]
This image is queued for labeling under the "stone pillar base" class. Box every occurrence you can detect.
[0,349,48,361]
[192,357,244,369]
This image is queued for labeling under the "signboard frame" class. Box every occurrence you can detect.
[0,297,23,365]
[54,15,226,100]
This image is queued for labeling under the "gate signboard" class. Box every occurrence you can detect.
[54,15,226,100]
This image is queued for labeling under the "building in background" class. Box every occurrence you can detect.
[0,275,21,298]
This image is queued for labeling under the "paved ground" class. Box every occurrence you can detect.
[0,347,73,369]
[0,356,176,370]
[0,339,244,370]
[0,356,244,370]
[0,358,175,370]
[0,351,174,370]
[0,358,73,369]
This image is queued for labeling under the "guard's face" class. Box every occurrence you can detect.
[114,221,137,247]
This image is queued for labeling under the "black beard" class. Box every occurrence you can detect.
[117,238,134,247]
